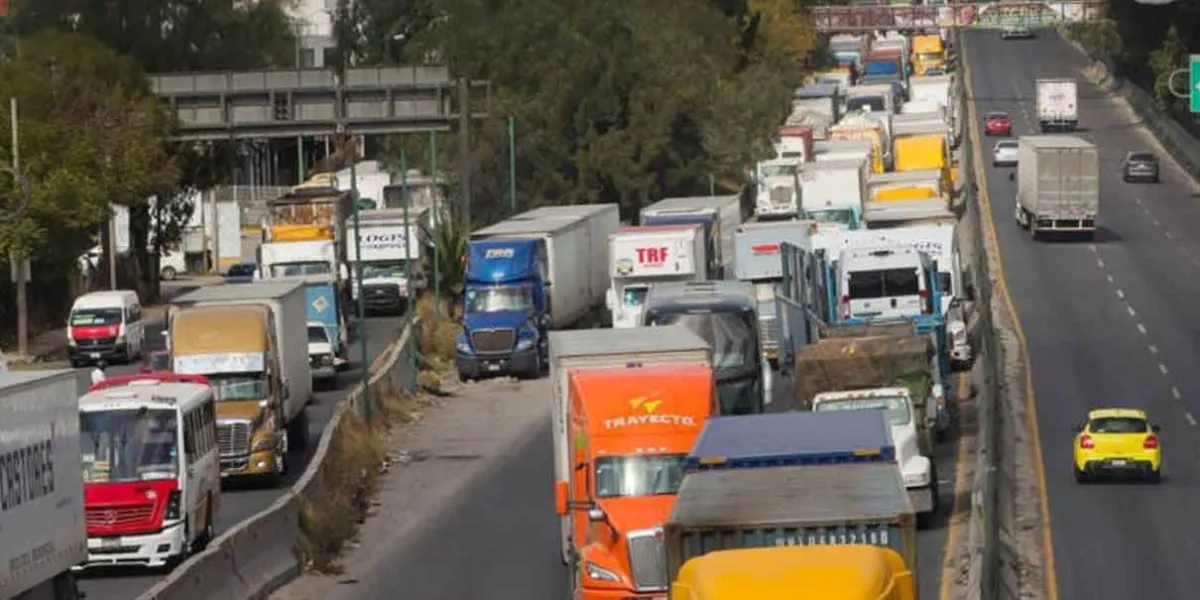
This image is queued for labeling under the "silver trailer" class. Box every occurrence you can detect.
[733,221,815,364]
[1014,135,1099,239]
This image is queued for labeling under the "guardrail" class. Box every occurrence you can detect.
[137,314,418,600]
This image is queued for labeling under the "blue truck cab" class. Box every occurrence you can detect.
[302,276,348,364]
[455,238,548,380]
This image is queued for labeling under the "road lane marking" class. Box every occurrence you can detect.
[1159,363,1169,375]
[940,371,973,600]
[1137,323,1148,334]
[1149,345,1158,355]
[1116,289,1125,299]
[1187,413,1197,426]
[1173,386,1182,400]
[1165,231,1174,239]
[1097,257,1106,268]
[959,38,1058,600]
[1127,306,1137,317]
[1106,274,1114,283]
[1153,219,1161,228]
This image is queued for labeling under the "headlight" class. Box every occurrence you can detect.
[904,471,930,487]
[252,434,277,452]
[516,331,536,350]
[585,561,622,583]
[456,335,471,353]
[321,354,334,366]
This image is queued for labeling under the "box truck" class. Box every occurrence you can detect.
[1015,135,1099,239]
[639,195,743,279]
[733,221,815,365]
[345,207,429,314]
[1036,78,1078,132]
[457,204,619,379]
[799,159,869,230]
[606,225,707,329]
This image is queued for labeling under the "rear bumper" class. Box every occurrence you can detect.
[1079,458,1157,477]
[456,347,538,378]
[1033,217,1095,232]
[77,522,186,569]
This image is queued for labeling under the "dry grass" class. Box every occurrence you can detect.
[415,293,460,368]
[297,386,420,573]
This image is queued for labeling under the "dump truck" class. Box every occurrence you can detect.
[1015,135,1099,239]
[549,325,713,566]
[168,281,311,483]
[0,370,86,600]
[670,546,916,599]
[665,411,917,585]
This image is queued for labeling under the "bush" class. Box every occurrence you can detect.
[415,293,460,364]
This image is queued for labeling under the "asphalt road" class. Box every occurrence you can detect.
[74,312,402,600]
[964,29,1200,598]
[351,366,962,599]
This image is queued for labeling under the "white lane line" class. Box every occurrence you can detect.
[1127,305,1137,317]
[1173,386,1182,400]
[1159,363,1169,375]
[1149,345,1158,355]
[1097,257,1106,268]
[1138,323,1148,335]
[1089,244,1098,253]
[1165,231,1174,239]
[1135,197,1143,205]
[1187,413,1197,427]
[1116,289,1125,299]
[1106,274,1115,283]
[1153,219,1162,228]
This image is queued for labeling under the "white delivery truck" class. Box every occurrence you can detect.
[1015,135,1099,239]
[0,370,86,600]
[752,157,802,220]
[169,282,312,439]
[548,326,712,564]
[345,207,429,315]
[606,224,707,329]
[907,74,951,109]
[792,83,841,122]
[799,159,869,231]
[1036,78,1078,132]
[813,139,874,164]
[639,195,743,279]
[845,84,896,115]
[733,220,815,364]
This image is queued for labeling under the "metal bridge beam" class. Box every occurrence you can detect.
[810,1,1107,33]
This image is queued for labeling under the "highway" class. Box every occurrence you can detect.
[341,368,964,600]
[963,29,1200,598]
[73,311,402,600]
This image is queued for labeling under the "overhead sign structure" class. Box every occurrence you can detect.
[1191,55,1200,113]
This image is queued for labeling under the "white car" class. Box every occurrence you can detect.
[307,322,344,387]
[993,141,1018,167]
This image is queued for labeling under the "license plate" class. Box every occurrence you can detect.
[487,364,500,372]
[101,538,122,549]
[89,352,101,359]
[1111,459,1127,467]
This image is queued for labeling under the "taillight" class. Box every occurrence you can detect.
[840,295,851,318]
[919,289,931,314]
[1144,435,1159,450]
[1079,435,1094,449]
[165,490,182,521]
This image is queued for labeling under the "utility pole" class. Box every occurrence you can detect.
[457,77,472,229]
[429,130,440,324]
[11,97,26,358]
[508,116,516,214]
[107,211,117,289]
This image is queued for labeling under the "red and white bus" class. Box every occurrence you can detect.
[77,373,222,569]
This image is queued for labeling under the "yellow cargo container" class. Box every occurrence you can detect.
[911,35,945,75]
[893,135,951,196]
[670,546,915,600]
[831,123,886,174]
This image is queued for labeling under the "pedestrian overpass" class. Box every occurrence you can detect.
[811,1,1107,33]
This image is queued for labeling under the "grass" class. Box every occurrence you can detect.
[297,386,419,573]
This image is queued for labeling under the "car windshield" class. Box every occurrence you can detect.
[759,164,795,179]
[205,372,268,401]
[360,260,408,279]
[307,326,328,343]
[815,395,911,426]
[464,284,534,313]
[227,264,255,276]
[1129,152,1156,162]
[848,267,921,298]
[594,454,686,499]
[987,112,1008,120]
[647,309,757,371]
[80,408,179,484]
[997,142,1017,150]
[71,308,122,326]
[270,261,330,277]
[1089,417,1148,434]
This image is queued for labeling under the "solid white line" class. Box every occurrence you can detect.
[1159,363,1169,375]
[1137,323,1148,334]
[1116,289,1125,299]
[1127,306,1137,317]
[1172,386,1182,400]
[1187,413,1197,427]
[1149,345,1158,355]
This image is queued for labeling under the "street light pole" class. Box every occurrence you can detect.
[429,130,440,325]
[340,64,371,413]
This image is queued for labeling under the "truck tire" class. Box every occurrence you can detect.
[161,266,177,281]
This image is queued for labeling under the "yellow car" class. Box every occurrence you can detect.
[1073,408,1161,483]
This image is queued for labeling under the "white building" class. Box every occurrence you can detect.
[288,0,338,68]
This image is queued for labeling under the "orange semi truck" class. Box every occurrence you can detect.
[557,363,716,600]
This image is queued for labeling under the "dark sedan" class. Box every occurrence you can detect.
[1122,151,1160,183]
[224,262,257,283]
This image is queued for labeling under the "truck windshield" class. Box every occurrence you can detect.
[71,308,122,326]
[465,284,534,313]
[622,285,649,306]
[849,268,921,298]
[807,208,854,227]
[847,96,886,112]
[205,373,268,401]
[815,396,911,426]
[916,52,942,61]
[759,164,796,179]
[360,260,408,279]
[80,408,179,483]
[270,262,331,277]
[308,326,329,343]
[594,454,686,498]
[647,309,758,371]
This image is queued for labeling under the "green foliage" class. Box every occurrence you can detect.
[1149,25,1187,112]
[421,218,468,302]
[346,0,815,224]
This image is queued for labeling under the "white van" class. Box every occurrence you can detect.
[67,290,146,366]
[837,246,934,321]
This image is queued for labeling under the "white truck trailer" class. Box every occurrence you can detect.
[1015,135,1099,239]
[345,207,429,314]
[639,195,743,279]
[0,370,86,600]
[606,224,707,329]
[548,326,712,564]
[168,282,312,440]
[1036,78,1078,132]
[907,74,951,109]
[799,159,869,231]
[733,221,815,365]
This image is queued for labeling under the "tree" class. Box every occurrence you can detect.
[0,32,177,321]
[1149,25,1187,111]
[421,218,468,303]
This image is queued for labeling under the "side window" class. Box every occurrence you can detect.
[131,304,142,322]
[184,412,197,463]
[203,402,216,454]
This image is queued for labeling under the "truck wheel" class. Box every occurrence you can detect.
[161,266,177,281]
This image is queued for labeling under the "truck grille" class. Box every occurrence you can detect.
[218,420,252,456]
[76,337,116,349]
[364,283,400,298]
[770,186,792,207]
[471,328,515,354]
[86,504,154,527]
[627,527,668,591]
[759,314,779,351]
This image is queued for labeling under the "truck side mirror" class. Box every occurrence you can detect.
[554,481,568,516]
[587,507,605,522]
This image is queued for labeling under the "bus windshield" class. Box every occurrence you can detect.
[647,309,758,371]
[80,408,179,484]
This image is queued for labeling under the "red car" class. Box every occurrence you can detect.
[985,111,1012,136]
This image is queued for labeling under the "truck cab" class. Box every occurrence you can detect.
[643,281,769,415]
[911,34,945,76]
[456,238,548,380]
[558,364,715,599]
[671,546,915,600]
[606,225,707,329]
[752,157,802,220]
[345,208,427,315]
